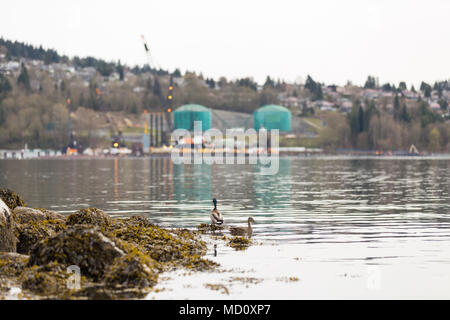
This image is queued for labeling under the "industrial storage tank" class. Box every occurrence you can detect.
[173,104,212,131]
[253,104,291,132]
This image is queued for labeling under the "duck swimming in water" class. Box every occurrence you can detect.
[230,217,255,237]
[210,198,224,225]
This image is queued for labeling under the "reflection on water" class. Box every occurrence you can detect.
[1,157,450,245]
[2,157,450,298]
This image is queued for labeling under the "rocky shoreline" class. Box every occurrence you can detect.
[0,189,251,299]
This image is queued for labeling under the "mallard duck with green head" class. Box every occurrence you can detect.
[210,198,224,225]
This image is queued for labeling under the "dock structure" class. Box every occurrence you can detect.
[0,148,62,159]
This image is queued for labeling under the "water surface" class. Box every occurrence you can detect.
[1,157,450,298]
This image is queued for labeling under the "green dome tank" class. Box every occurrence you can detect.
[173,104,212,131]
[253,104,291,132]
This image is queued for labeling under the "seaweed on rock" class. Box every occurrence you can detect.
[104,249,159,289]
[28,225,125,280]
[228,236,251,250]
[13,207,64,224]
[19,262,73,297]
[66,208,111,227]
[0,188,26,210]
[16,219,66,255]
[0,199,17,252]
[0,196,223,299]
[103,217,212,270]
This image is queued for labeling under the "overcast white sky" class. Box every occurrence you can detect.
[1,0,449,87]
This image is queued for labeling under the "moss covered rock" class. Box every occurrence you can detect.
[29,225,124,280]
[1,211,222,299]
[13,207,47,224]
[105,218,207,266]
[181,254,219,271]
[104,249,159,289]
[16,219,66,255]
[13,207,64,224]
[0,188,26,211]
[228,236,251,250]
[0,252,29,276]
[38,208,65,221]
[197,223,224,234]
[0,199,17,252]
[20,262,72,297]
[66,208,111,227]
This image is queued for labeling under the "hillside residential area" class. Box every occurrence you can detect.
[0,38,449,153]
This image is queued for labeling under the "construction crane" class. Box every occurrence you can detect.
[141,35,173,133]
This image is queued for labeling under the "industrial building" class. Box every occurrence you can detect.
[173,104,212,131]
[253,104,292,132]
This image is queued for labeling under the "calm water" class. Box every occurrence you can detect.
[2,157,450,298]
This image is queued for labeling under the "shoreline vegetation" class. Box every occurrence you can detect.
[0,188,251,299]
[0,38,449,154]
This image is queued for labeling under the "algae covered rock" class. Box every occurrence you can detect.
[228,236,251,250]
[104,249,159,289]
[66,208,111,227]
[14,207,66,255]
[29,225,124,280]
[0,188,26,211]
[182,254,219,271]
[16,219,66,255]
[13,207,65,224]
[1,210,221,299]
[0,252,29,276]
[197,223,224,234]
[0,199,17,252]
[106,218,207,265]
[13,207,47,224]
[125,215,155,227]
[20,262,72,297]
[0,252,29,296]
[39,208,65,221]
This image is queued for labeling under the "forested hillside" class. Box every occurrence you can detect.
[0,38,449,152]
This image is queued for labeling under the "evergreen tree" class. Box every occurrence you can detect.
[364,100,378,130]
[364,76,376,89]
[145,78,153,91]
[347,100,363,145]
[439,99,448,111]
[206,78,216,89]
[418,101,435,128]
[381,83,391,92]
[17,63,31,91]
[172,68,182,78]
[316,85,323,100]
[153,78,161,97]
[304,75,323,101]
[393,94,401,120]
[0,73,12,95]
[400,105,410,123]
[358,105,365,132]
[420,81,432,97]
[96,60,114,77]
[88,80,100,111]
[237,77,257,91]
[116,60,124,81]
[263,76,275,88]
